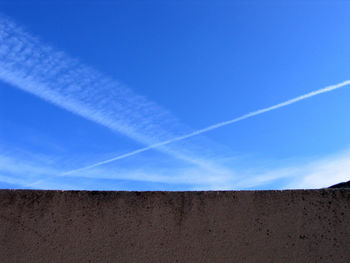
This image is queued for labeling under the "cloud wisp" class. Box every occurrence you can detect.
[1,13,349,191]
[0,14,230,174]
[234,149,350,190]
[0,150,235,190]
[2,146,350,190]
[64,79,350,175]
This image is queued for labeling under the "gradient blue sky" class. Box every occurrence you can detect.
[1,0,350,190]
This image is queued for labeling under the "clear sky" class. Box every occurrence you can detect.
[1,0,350,190]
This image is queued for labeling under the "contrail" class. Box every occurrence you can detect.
[0,14,229,173]
[63,80,350,175]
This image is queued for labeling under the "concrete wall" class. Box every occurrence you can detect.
[1,189,350,262]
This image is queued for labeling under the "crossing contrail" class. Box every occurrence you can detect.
[63,79,350,175]
[0,14,230,174]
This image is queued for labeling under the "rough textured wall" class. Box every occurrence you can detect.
[0,189,350,262]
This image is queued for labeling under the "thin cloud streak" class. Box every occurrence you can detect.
[0,152,234,190]
[235,150,350,190]
[0,14,228,173]
[64,80,350,175]
[2,147,350,191]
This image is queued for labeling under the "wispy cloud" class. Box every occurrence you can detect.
[1,13,349,191]
[0,152,234,190]
[231,150,350,189]
[63,149,350,190]
[0,153,59,188]
[1,146,350,190]
[0,13,229,175]
[65,79,350,174]
[287,151,350,189]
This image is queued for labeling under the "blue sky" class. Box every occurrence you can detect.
[1,0,350,190]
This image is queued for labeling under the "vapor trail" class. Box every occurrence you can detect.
[0,14,230,173]
[63,80,350,175]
